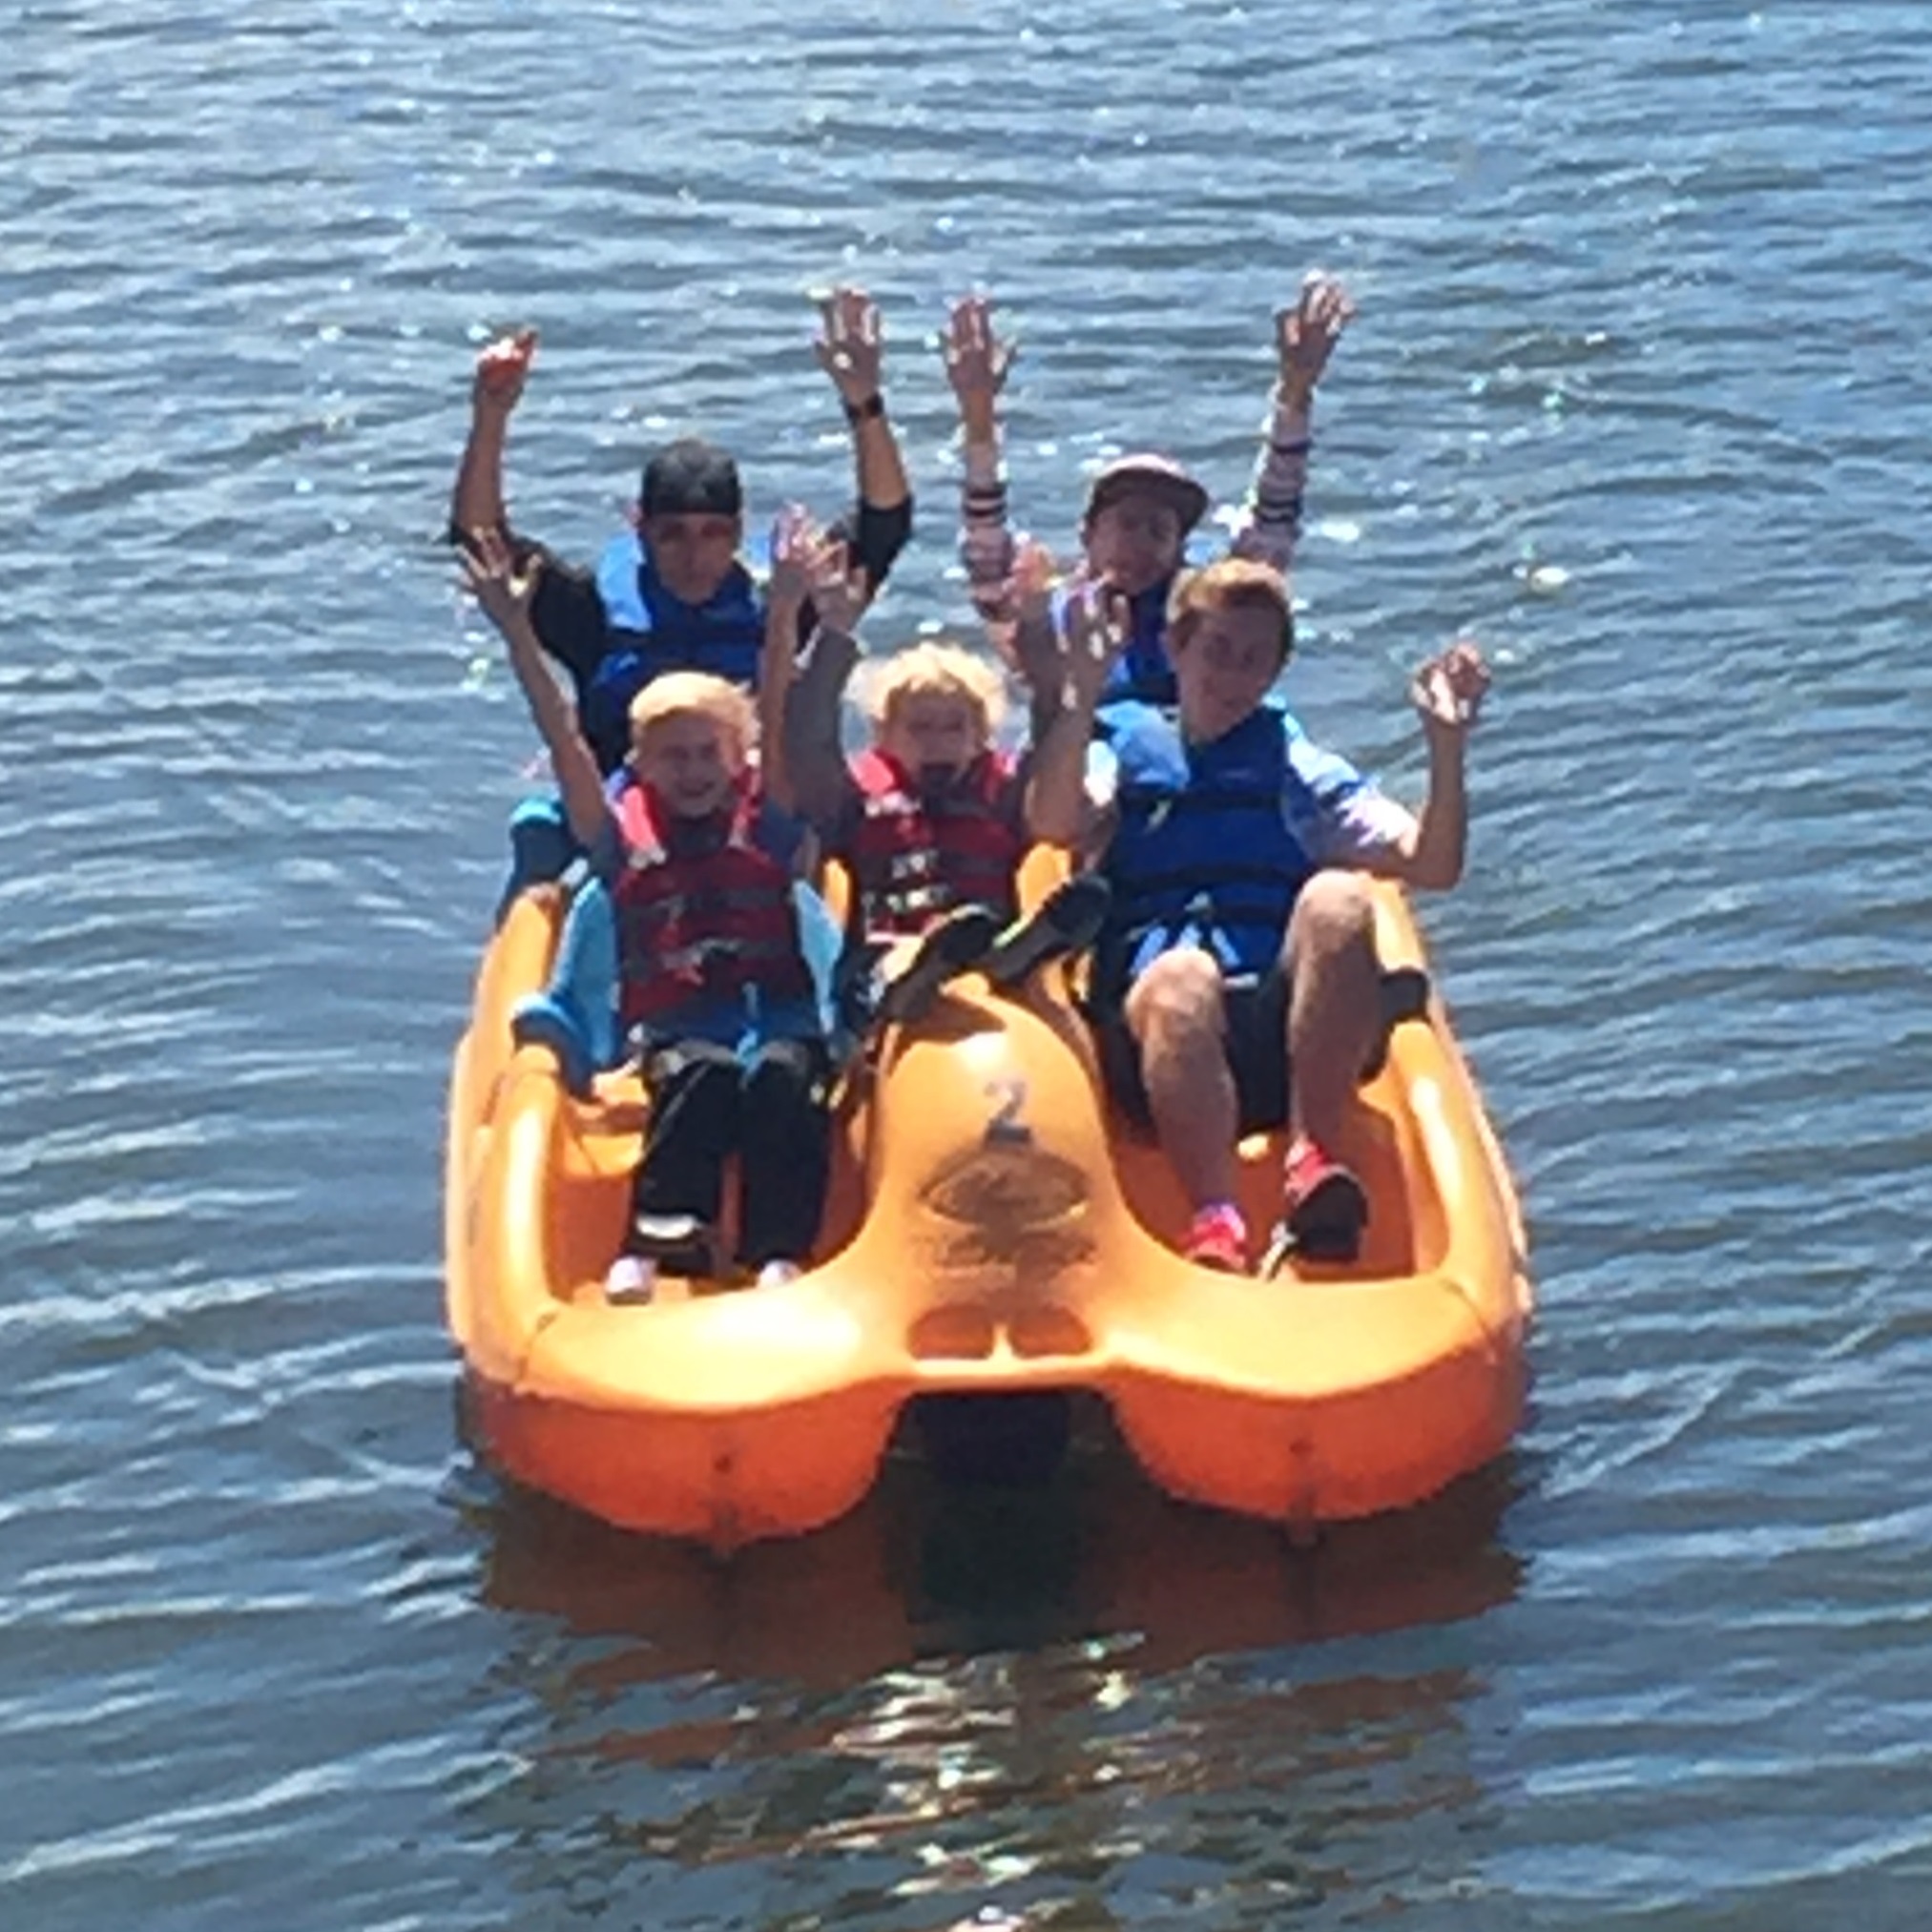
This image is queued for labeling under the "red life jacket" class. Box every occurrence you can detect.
[613,780,813,1030]
[844,747,1025,937]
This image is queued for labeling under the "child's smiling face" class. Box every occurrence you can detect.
[880,690,987,783]
[634,711,742,818]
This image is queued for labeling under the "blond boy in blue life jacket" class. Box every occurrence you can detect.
[1028,556,1490,1274]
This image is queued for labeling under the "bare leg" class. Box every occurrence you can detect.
[1125,947,1237,1210]
[1285,870,1382,1147]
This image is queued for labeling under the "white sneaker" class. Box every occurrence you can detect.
[604,1254,658,1304]
[755,1258,802,1292]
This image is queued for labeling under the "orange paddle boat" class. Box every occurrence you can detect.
[444,859,1531,1551]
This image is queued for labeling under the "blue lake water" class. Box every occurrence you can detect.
[7,1,1932,1923]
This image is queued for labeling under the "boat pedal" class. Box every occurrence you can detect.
[1360,966,1432,1081]
[1260,1215,1367,1277]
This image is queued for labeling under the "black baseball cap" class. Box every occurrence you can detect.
[640,438,743,518]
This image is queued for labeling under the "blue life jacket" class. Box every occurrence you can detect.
[1105,578,1179,708]
[582,531,767,773]
[1094,701,1373,997]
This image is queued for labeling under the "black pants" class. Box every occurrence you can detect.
[632,1038,830,1267]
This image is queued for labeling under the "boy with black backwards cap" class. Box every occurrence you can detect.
[450,288,912,903]
[942,272,1351,720]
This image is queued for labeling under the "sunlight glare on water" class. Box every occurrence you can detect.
[6,1,1932,1925]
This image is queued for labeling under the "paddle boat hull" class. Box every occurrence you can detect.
[445,872,1531,1550]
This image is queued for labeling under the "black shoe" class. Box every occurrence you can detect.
[628,1213,717,1278]
[872,904,1003,1028]
[981,873,1111,988]
[1259,1141,1370,1273]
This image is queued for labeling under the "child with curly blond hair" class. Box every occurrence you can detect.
[776,526,1114,1025]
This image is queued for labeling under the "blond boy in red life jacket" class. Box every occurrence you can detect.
[465,529,829,1306]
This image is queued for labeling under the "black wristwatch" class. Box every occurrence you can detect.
[842,393,886,426]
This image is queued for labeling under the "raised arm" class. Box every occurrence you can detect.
[449,328,538,543]
[1026,581,1126,847]
[814,286,912,591]
[1229,274,1352,571]
[761,505,864,821]
[943,294,1019,631]
[779,510,873,828]
[1390,640,1489,890]
[758,513,810,820]
[462,529,610,851]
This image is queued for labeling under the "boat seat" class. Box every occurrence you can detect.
[495,794,585,929]
[1363,964,1431,1079]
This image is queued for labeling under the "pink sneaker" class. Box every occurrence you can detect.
[1182,1203,1249,1274]
[1280,1137,1369,1263]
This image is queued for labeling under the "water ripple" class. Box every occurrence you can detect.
[8,0,1932,1924]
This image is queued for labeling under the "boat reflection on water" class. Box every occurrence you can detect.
[467,1396,1525,1684]
[457,1402,1527,1914]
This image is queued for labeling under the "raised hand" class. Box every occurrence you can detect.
[472,327,538,417]
[804,539,868,636]
[1274,273,1353,405]
[461,527,541,638]
[768,503,822,608]
[1008,536,1067,634]
[813,285,884,408]
[1410,639,1490,734]
[770,506,867,634]
[943,294,1015,409]
[1056,576,1129,712]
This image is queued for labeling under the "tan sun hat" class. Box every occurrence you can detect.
[1082,452,1210,534]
